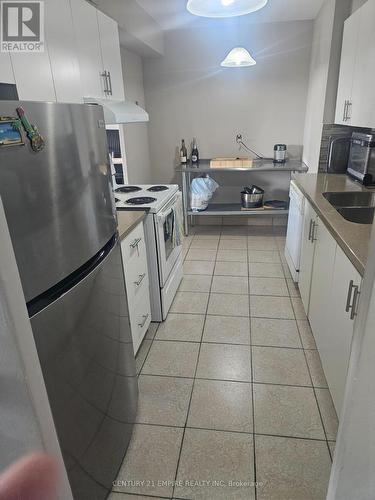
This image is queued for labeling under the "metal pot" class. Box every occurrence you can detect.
[241,185,264,208]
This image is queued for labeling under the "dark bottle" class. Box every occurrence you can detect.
[180,139,187,164]
[191,138,199,164]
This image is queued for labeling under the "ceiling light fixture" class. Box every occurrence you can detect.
[221,47,256,67]
[187,0,268,18]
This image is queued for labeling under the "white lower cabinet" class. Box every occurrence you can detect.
[308,220,337,354]
[121,221,151,354]
[296,195,362,416]
[299,200,318,313]
[323,246,361,415]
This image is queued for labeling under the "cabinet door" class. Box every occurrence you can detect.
[308,221,337,356]
[71,0,104,99]
[351,0,375,128]
[46,0,82,103]
[335,9,361,125]
[0,53,15,84]
[10,49,56,102]
[325,246,361,415]
[298,200,317,314]
[97,11,125,101]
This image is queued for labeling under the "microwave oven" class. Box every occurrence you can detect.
[347,132,375,186]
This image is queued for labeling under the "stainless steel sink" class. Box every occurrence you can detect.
[323,191,375,224]
[336,207,375,225]
[323,191,375,208]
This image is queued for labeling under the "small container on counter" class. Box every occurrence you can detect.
[274,144,287,164]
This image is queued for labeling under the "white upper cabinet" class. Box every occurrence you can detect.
[71,0,124,101]
[335,9,361,125]
[0,53,15,84]
[10,48,56,102]
[71,0,104,99]
[335,0,375,128]
[97,11,125,101]
[351,0,375,128]
[45,0,82,103]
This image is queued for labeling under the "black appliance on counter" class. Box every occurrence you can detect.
[347,132,375,185]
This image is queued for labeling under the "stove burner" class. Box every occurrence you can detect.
[115,186,142,194]
[126,197,157,205]
[115,198,120,203]
[147,185,169,192]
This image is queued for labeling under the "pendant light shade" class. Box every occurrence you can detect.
[221,47,256,67]
[187,0,268,18]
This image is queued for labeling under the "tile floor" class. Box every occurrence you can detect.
[111,225,338,500]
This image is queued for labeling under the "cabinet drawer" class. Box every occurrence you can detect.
[130,286,151,354]
[121,222,147,265]
[121,222,149,306]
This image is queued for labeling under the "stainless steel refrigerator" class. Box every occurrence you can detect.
[0,101,138,500]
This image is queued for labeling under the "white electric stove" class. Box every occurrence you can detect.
[114,184,179,213]
[116,184,183,322]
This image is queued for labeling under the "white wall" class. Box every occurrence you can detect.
[121,47,153,184]
[302,0,351,173]
[302,0,336,172]
[351,0,368,12]
[143,19,314,184]
[96,0,164,57]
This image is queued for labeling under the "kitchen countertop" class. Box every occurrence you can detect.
[292,173,373,276]
[117,210,147,240]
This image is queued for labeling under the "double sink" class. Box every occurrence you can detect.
[323,192,375,225]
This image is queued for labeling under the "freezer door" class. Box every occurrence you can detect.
[30,239,137,500]
[0,101,117,302]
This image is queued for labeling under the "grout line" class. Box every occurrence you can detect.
[171,233,217,499]
[247,230,258,500]
[130,421,330,444]
[137,372,326,389]
[149,336,315,351]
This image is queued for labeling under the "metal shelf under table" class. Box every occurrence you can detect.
[179,159,307,235]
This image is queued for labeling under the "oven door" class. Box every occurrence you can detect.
[155,192,183,287]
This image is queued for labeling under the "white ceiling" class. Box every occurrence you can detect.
[136,0,326,30]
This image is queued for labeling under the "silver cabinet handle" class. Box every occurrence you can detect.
[350,285,360,320]
[346,101,352,121]
[308,219,314,241]
[138,313,149,328]
[107,71,113,96]
[134,273,146,286]
[311,221,318,242]
[346,280,360,320]
[130,238,142,249]
[101,71,109,95]
[345,280,355,312]
[343,100,348,121]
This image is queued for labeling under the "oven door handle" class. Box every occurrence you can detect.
[156,193,182,224]
[156,208,174,224]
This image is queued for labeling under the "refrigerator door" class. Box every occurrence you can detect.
[0,101,117,302]
[30,238,137,500]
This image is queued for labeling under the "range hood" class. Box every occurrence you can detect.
[83,97,149,124]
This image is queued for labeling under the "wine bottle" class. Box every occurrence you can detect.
[180,139,187,164]
[191,138,199,164]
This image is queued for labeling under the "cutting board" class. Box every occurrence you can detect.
[210,157,253,168]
